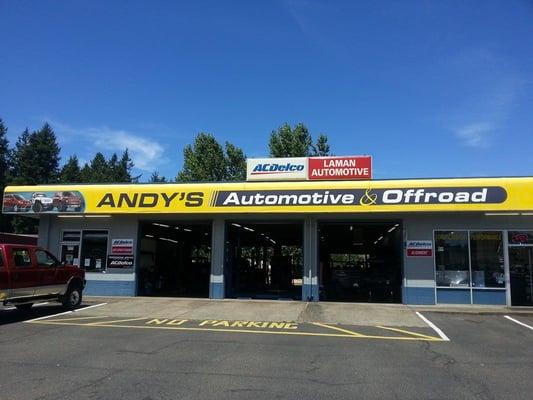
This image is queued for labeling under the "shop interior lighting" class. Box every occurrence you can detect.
[152,223,170,228]
[145,234,154,238]
[484,212,520,216]
[86,215,111,218]
[159,237,178,243]
[183,228,192,232]
[57,215,84,218]
[387,225,397,233]
[231,223,242,228]
[243,226,255,232]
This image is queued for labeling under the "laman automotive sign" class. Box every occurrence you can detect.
[3,177,532,214]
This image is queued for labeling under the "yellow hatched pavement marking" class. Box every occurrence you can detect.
[87,317,147,326]
[375,325,440,340]
[40,315,107,323]
[311,322,365,337]
[27,319,445,341]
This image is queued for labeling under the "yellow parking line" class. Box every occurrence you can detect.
[311,322,364,337]
[87,317,147,326]
[37,315,107,323]
[375,326,440,340]
[28,320,444,341]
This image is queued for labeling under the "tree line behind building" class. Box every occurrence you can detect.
[0,119,330,233]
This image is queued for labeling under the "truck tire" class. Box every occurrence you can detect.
[15,303,33,311]
[62,283,83,310]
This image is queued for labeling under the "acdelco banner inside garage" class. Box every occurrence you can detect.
[3,177,532,214]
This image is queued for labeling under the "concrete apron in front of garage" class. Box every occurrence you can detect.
[83,296,427,327]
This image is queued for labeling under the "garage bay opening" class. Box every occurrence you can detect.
[138,221,211,297]
[225,221,303,300]
[318,222,402,303]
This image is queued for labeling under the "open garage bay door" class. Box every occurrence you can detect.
[138,221,211,297]
[319,222,402,303]
[225,222,303,300]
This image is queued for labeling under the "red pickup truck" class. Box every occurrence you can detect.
[0,244,85,311]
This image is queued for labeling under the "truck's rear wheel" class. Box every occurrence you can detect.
[15,303,33,311]
[62,284,82,310]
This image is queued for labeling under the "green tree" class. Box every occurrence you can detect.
[87,152,109,182]
[312,134,331,156]
[10,123,61,185]
[176,133,246,182]
[149,171,167,183]
[0,119,9,189]
[60,155,82,183]
[224,142,246,181]
[0,119,11,232]
[269,123,331,157]
[116,149,134,182]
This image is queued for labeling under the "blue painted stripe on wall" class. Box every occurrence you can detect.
[473,289,506,305]
[210,282,224,299]
[302,284,319,302]
[403,287,435,305]
[437,288,471,304]
[84,280,136,296]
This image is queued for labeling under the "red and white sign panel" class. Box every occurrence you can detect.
[406,240,433,257]
[308,156,372,180]
[111,238,134,255]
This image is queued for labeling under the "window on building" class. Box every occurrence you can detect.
[0,250,4,268]
[435,231,470,287]
[80,230,108,272]
[470,232,504,288]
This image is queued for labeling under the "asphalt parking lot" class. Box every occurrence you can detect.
[0,301,532,400]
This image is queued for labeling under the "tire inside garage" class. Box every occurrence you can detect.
[138,221,211,297]
[318,222,402,303]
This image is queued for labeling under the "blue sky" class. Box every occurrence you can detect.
[1,1,532,180]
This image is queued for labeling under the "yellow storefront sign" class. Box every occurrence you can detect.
[3,176,533,214]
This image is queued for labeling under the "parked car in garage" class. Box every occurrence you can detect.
[2,194,32,212]
[53,191,83,212]
[31,192,54,212]
[0,243,85,310]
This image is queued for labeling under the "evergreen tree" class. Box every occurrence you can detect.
[149,171,167,183]
[60,155,82,183]
[108,153,119,181]
[10,123,60,184]
[80,163,92,183]
[87,152,109,182]
[0,119,11,232]
[116,149,134,182]
[269,123,331,157]
[0,119,9,190]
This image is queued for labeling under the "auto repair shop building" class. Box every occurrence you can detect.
[2,156,533,307]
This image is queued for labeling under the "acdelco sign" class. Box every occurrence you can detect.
[246,158,307,181]
[309,156,372,180]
